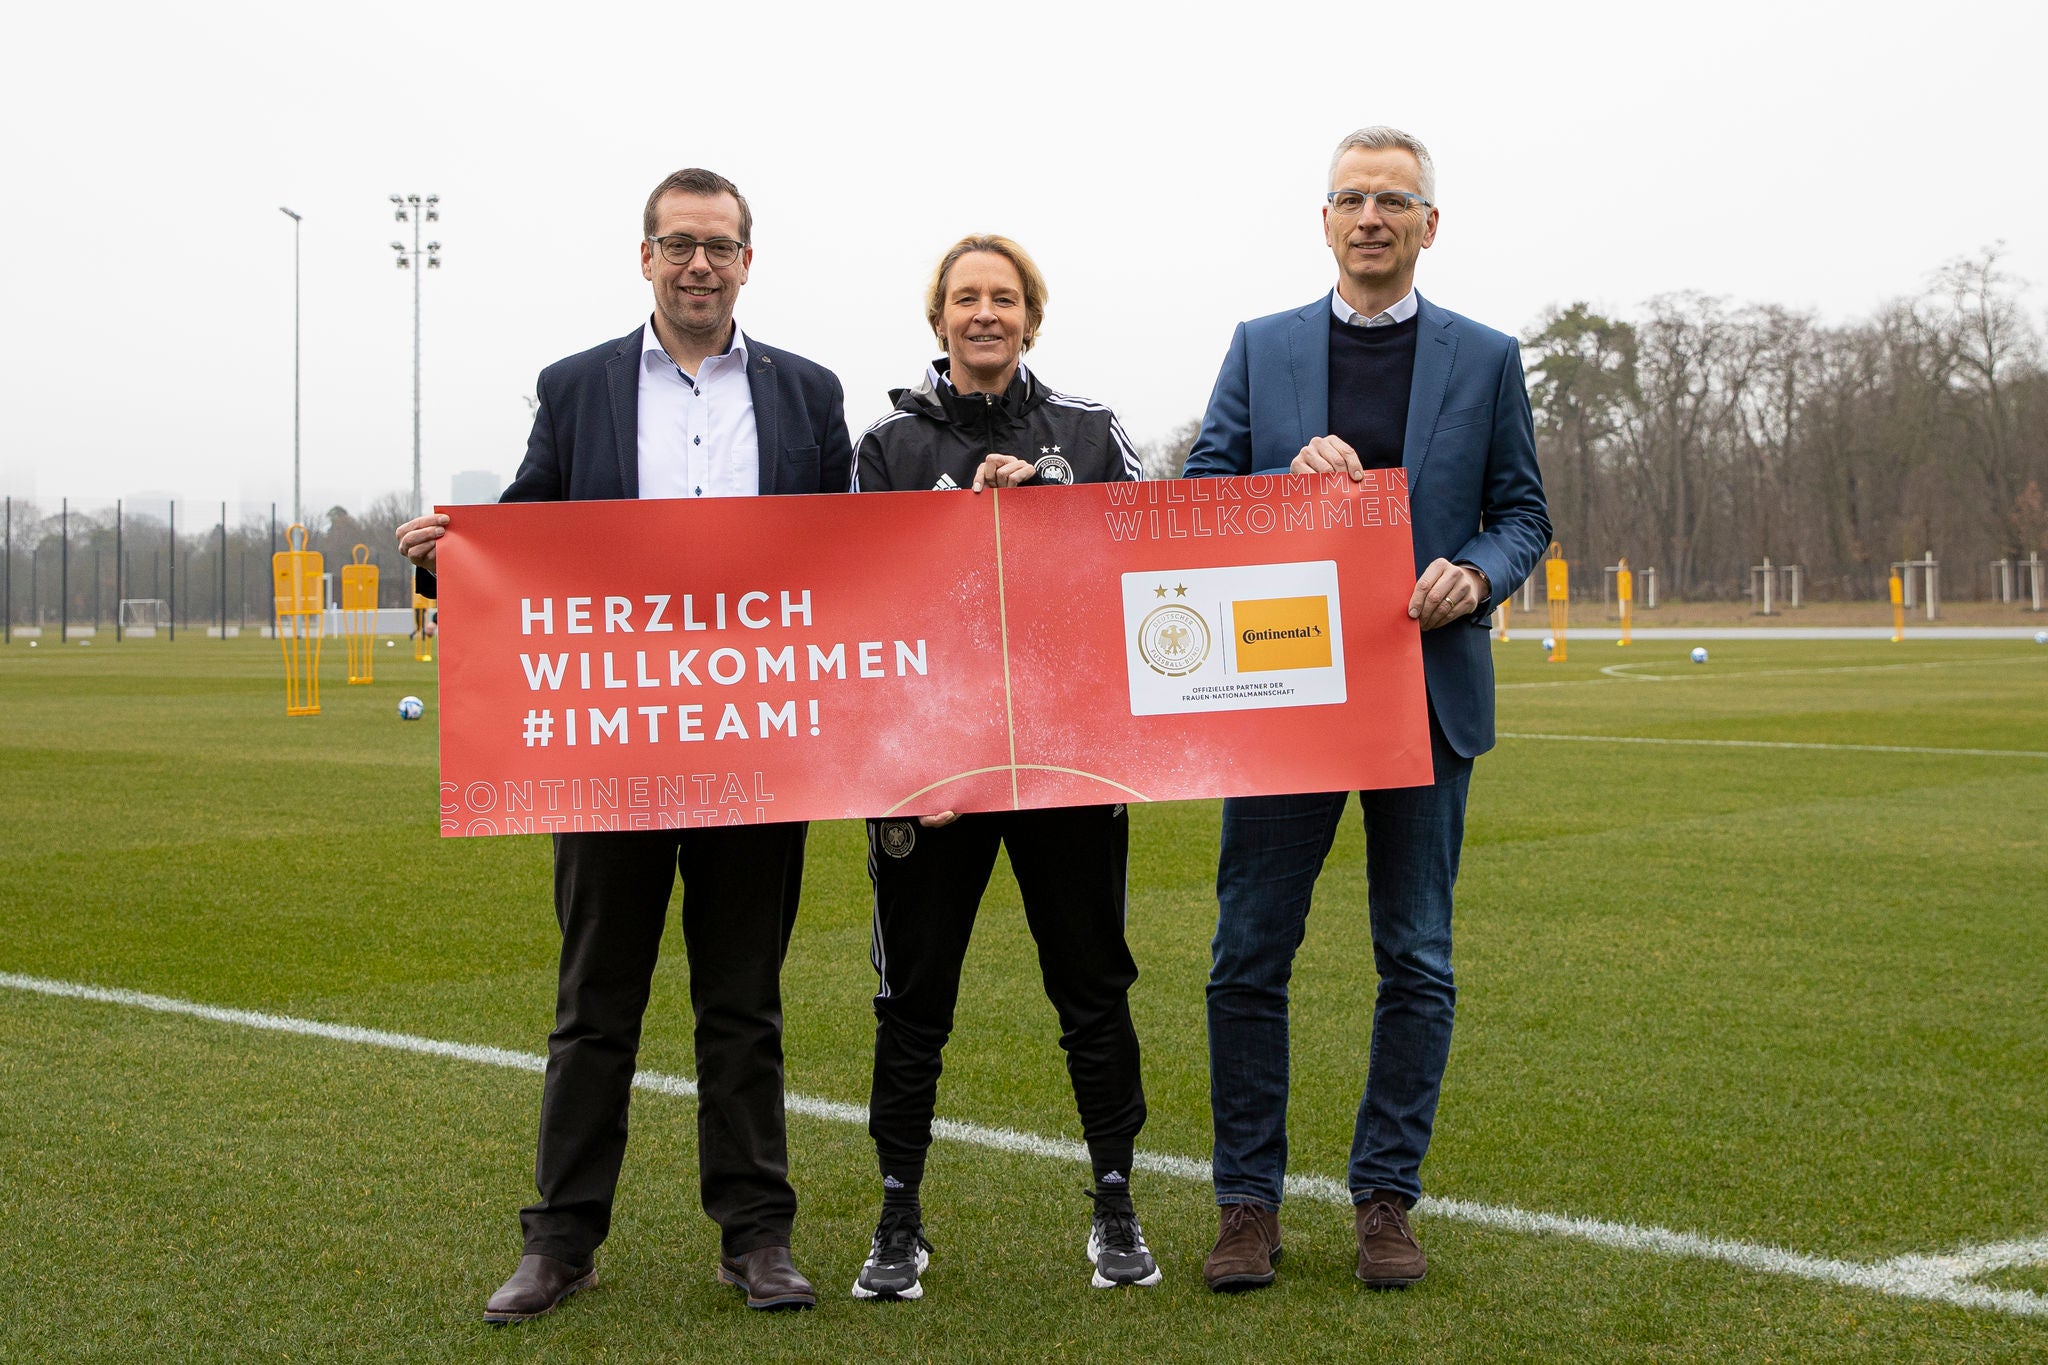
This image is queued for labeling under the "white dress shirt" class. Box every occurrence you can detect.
[1330,286,1419,328]
[637,320,761,500]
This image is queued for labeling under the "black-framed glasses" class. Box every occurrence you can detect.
[647,233,748,268]
[1325,189,1433,218]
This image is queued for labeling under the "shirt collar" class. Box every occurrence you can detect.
[642,318,748,372]
[1330,287,1418,328]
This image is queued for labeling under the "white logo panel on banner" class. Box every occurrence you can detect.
[1121,560,1347,716]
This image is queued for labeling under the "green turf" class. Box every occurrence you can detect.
[2,635,2044,1361]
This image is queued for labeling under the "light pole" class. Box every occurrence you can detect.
[389,193,441,519]
[279,207,302,528]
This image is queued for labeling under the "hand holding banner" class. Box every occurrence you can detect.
[434,472,1431,836]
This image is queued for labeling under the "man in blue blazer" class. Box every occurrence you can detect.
[400,168,851,1321]
[1183,127,1549,1292]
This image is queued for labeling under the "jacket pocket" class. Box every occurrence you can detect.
[783,444,820,490]
[1433,404,1489,434]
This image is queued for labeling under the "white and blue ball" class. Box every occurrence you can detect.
[1541,636,1556,652]
[2035,631,2047,645]
[1691,647,1709,664]
[397,695,425,721]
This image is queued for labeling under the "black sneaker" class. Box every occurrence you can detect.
[1085,1187,1162,1288]
[851,1206,932,1301]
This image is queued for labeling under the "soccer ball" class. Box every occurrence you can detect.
[2036,631,2047,645]
[386,640,395,648]
[1691,647,1709,664]
[1541,636,1556,652]
[27,640,36,649]
[397,695,425,721]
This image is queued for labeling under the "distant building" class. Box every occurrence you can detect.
[451,470,502,505]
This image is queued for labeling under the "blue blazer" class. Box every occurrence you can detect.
[418,326,852,598]
[1183,292,1550,758]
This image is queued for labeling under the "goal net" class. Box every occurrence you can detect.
[119,599,171,633]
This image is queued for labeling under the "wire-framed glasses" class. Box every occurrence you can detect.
[1325,189,1432,217]
[647,234,748,268]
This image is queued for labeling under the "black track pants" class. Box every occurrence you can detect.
[864,804,1146,1171]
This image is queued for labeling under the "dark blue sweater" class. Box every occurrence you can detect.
[1326,311,1418,469]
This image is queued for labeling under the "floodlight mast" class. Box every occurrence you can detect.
[389,193,442,519]
[278,207,302,529]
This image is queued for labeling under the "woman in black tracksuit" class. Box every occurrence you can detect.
[846,234,1158,1302]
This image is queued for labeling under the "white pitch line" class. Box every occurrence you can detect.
[1498,654,2044,690]
[1499,732,2048,760]
[1599,656,2047,684]
[3,970,2044,1321]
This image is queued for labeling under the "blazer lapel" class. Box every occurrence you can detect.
[747,341,780,496]
[605,330,641,498]
[1286,297,1330,459]
[1402,293,1457,482]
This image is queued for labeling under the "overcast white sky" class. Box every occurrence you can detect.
[2,0,2042,520]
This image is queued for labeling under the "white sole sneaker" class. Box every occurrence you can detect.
[1086,1229,1163,1288]
[851,1246,930,1301]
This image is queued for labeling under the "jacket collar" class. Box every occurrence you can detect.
[605,324,783,496]
[1288,290,1457,478]
[893,357,1039,422]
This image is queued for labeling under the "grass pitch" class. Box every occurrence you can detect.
[1,633,2044,1361]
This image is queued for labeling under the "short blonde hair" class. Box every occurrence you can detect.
[925,235,1049,351]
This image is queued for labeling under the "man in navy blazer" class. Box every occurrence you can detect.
[400,168,851,1321]
[1183,127,1549,1292]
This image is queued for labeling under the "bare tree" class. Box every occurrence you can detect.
[1137,417,1203,480]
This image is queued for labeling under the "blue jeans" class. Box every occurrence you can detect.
[1207,732,1473,1208]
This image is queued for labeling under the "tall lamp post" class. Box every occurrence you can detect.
[279,207,302,528]
[389,193,441,519]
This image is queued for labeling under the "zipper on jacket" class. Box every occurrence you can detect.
[974,391,997,460]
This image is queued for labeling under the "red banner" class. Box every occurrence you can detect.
[434,472,1431,835]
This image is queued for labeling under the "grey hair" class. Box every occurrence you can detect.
[1328,126,1436,204]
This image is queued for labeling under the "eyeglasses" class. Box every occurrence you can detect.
[1325,189,1433,218]
[647,234,748,268]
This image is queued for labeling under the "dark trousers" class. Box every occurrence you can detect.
[519,822,807,1263]
[1208,718,1474,1208]
[864,804,1145,1173]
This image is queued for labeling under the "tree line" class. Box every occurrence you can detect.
[1138,245,2047,601]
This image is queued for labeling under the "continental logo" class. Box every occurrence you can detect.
[1136,603,1211,677]
[1232,595,1332,672]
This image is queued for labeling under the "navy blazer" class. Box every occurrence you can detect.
[506,325,852,502]
[1183,292,1550,758]
[419,325,852,596]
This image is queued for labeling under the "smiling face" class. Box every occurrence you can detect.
[1323,145,1438,312]
[640,189,751,357]
[937,251,1029,394]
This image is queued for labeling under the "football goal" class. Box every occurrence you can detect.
[118,598,171,637]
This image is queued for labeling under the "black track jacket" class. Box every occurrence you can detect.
[850,360,1143,492]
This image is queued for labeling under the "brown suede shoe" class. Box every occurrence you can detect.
[1355,1192,1426,1288]
[1203,1202,1282,1292]
[482,1253,597,1325]
[717,1245,818,1311]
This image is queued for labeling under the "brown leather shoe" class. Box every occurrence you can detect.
[717,1245,818,1311]
[482,1253,597,1325]
[1203,1202,1282,1292]
[1355,1192,1426,1288]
